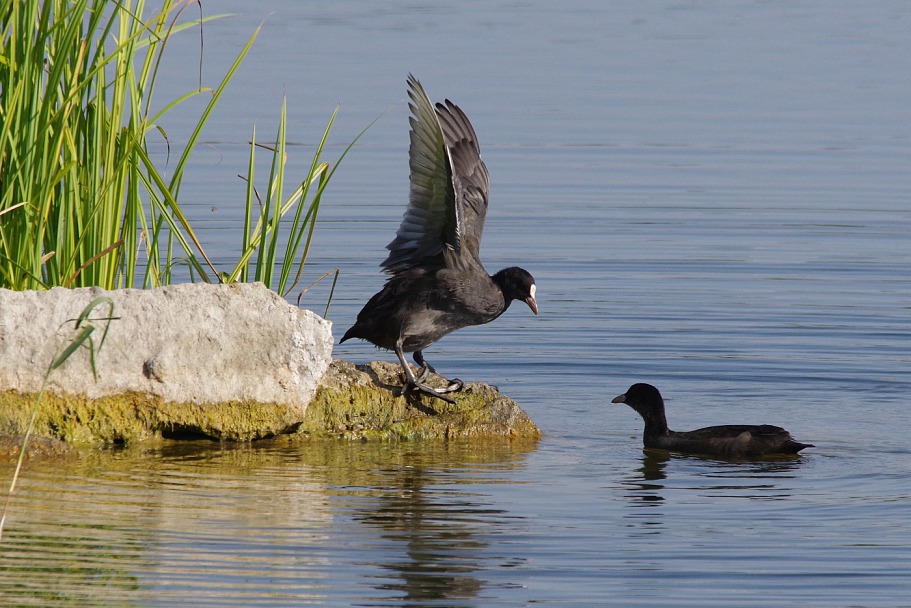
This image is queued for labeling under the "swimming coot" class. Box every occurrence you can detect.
[340,75,538,404]
[611,383,814,457]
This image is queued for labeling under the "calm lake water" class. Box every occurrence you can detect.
[3,1,911,606]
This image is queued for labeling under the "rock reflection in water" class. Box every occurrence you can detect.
[0,438,536,606]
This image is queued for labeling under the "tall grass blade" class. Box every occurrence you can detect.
[0,297,115,543]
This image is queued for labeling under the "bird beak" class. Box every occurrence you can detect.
[524,284,538,315]
[611,394,626,404]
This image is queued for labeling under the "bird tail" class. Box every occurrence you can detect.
[788,441,815,453]
[339,325,359,344]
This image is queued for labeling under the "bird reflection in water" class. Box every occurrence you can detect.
[351,459,510,605]
[620,448,811,538]
[618,450,671,537]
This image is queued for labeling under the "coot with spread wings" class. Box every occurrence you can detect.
[341,75,537,404]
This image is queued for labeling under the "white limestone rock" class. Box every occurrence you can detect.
[0,283,332,437]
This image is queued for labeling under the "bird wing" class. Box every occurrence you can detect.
[435,97,490,264]
[668,424,797,456]
[687,424,779,438]
[381,75,490,274]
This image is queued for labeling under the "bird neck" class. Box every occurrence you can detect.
[640,409,670,438]
[490,268,519,304]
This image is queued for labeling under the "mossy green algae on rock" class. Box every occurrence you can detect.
[0,390,302,443]
[299,360,541,441]
[0,360,540,444]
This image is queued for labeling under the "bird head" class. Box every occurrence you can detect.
[611,383,665,420]
[493,267,538,315]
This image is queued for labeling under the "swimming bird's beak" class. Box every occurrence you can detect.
[611,394,626,404]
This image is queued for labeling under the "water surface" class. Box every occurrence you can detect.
[2,1,910,606]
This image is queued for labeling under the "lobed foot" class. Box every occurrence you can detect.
[398,346,464,405]
[403,380,457,404]
[438,378,464,393]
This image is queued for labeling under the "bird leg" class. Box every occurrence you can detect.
[394,343,457,404]
[413,350,463,393]
[412,350,435,383]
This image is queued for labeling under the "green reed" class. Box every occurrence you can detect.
[0,0,347,295]
[0,296,116,542]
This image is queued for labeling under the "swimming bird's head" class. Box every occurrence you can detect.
[611,383,665,420]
